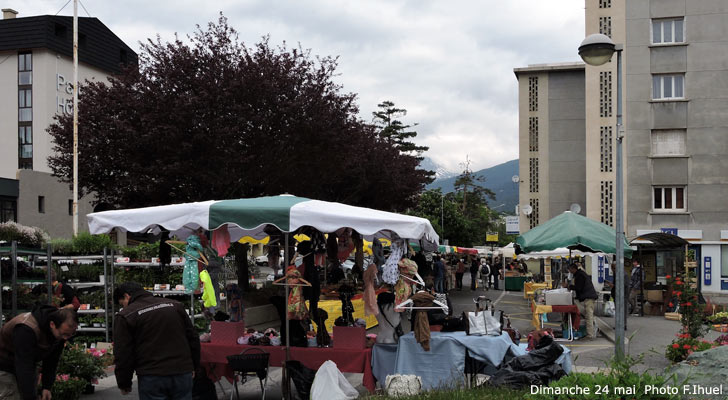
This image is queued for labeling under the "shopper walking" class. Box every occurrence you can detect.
[469,256,480,290]
[480,259,491,289]
[433,256,445,294]
[0,305,78,400]
[565,263,599,339]
[629,259,644,315]
[113,282,201,399]
[455,258,465,290]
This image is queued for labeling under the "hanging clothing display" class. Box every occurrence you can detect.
[372,239,385,268]
[183,235,203,293]
[159,230,172,265]
[382,240,405,285]
[394,258,418,306]
[338,284,356,326]
[363,264,379,316]
[286,267,309,320]
[211,226,231,257]
[337,228,355,262]
[298,241,321,320]
[411,291,436,351]
[199,270,217,308]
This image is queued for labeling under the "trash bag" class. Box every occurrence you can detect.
[286,360,317,400]
[604,300,615,317]
[310,360,358,400]
[508,342,564,371]
[488,364,566,388]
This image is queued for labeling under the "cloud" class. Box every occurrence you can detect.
[13,0,584,172]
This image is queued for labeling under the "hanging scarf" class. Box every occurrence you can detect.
[183,235,203,293]
[286,267,308,320]
[363,264,379,316]
[411,291,436,351]
[394,258,418,307]
[382,240,405,285]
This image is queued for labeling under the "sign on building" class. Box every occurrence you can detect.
[486,232,498,243]
[505,216,519,234]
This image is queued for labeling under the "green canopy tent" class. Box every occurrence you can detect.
[515,211,632,257]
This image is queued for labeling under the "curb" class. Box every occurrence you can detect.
[596,316,629,346]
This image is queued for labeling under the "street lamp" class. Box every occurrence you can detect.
[579,33,626,359]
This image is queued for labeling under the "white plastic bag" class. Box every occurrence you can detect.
[604,300,615,317]
[385,374,422,397]
[310,360,358,400]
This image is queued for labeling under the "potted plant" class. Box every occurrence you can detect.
[48,374,87,400]
[56,343,112,394]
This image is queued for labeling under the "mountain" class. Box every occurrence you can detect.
[418,157,458,180]
[427,159,519,214]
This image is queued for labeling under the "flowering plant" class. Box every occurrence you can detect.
[666,273,708,338]
[56,343,111,385]
[665,332,717,362]
[0,221,50,247]
[716,334,728,346]
[49,375,87,400]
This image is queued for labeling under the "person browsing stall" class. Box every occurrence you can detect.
[113,282,200,399]
[564,263,598,339]
[0,305,78,400]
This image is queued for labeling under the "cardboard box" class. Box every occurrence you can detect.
[545,290,573,305]
[211,321,245,344]
[332,326,366,349]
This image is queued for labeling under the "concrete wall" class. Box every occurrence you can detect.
[0,50,18,179]
[547,71,586,218]
[17,169,94,238]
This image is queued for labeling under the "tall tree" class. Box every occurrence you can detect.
[47,16,430,212]
[454,156,496,212]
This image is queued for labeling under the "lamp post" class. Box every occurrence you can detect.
[579,33,625,359]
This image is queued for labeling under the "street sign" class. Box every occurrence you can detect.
[505,216,519,234]
[704,256,712,286]
[661,227,678,235]
[486,232,499,242]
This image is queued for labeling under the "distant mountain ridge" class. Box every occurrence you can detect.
[427,159,519,214]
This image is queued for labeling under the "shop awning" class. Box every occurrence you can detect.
[629,232,689,248]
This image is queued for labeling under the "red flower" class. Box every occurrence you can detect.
[675,291,682,296]
[686,302,692,306]
[669,302,674,307]
[683,344,692,349]
[666,275,672,279]
[675,281,683,286]
[672,343,680,348]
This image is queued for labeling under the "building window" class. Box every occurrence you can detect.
[651,129,686,156]
[600,126,613,172]
[18,52,32,170]
[528,117,539,152]
[18,53,32,85]
[721,245,728,278]
[38,196,45,214]
[600,71,613,117]
[528,77,538,112]
[529,157,539,193]
[653,74,684,100]
[601,180,614,226]
[18,126,32,169]
[599,0,611,8]
[0,197,17,222]
[599,16,612,38]
[653,186,686,211]
[529,198,540,229]
[652,18,684,44]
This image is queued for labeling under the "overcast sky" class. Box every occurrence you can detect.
[13,0,585,173]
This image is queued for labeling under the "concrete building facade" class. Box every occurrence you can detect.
[514,63,587,233]
[0,9,135,238]
[516,0,728,300]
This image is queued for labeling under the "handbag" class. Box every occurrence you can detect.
[465,298,502,336]
[502,315,521,344]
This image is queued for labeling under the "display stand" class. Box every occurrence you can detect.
[0,241,51,328]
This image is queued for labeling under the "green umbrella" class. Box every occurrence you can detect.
[515,211,632,257]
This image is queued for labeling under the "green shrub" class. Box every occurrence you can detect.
[71,232,114,255]
[526,354,680,400]
[51,238,74,255]
[120,242,160,261]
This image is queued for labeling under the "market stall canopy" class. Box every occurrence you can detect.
[515,211,632,257]
[87,195,439,250]
[517,247,603,260]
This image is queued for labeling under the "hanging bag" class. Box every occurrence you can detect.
[465,298,502,336]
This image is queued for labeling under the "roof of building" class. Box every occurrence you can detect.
[513,62,585,76]
[0,15,137,74]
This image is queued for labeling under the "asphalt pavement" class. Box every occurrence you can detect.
[84,273,717,399]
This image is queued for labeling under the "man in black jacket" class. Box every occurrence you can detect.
[113,282,200,399]
[0,305,78,400]
[566,263,598,339]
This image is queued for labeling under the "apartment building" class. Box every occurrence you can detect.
[0,9,136,238]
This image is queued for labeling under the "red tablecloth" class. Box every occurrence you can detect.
[201,343,375,393]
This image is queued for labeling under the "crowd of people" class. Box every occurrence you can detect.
[429,254,501,293]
